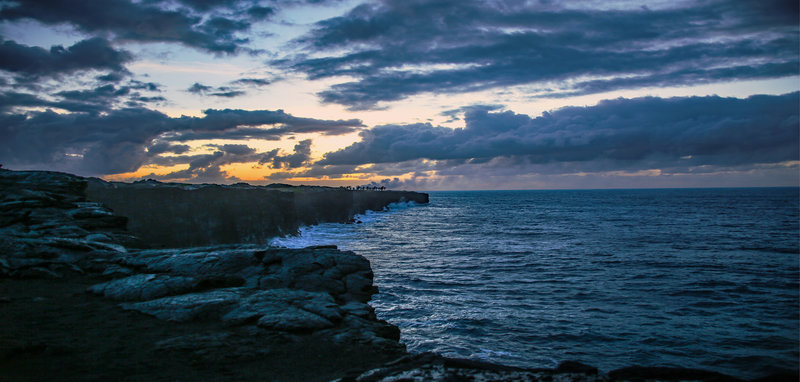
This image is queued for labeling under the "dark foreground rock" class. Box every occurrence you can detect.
[337,352,604,382]
[0,169,406,380]
[0,275,406,381]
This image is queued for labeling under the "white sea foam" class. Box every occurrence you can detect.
[269,201,424,249]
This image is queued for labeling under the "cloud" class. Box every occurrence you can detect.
[257,139,313,169]
[187,82,246,97]
[187,76,274,98]
[319,93,799,174]
[0,78,166,113]
[166,108,363,142]
[210,143,258,156]
[187,82,213,94]
[208,90,245,98]
[147,143,191,155]
[246,6,275,20]
[0,106,363,176]
[149,138,314,183]
[0,0,353,55]
[440,104,504,122]
[188,75,278,98]
[0,0,249,53]
[0,37,132,80]
[147,150,244,183]
[127,80,162,91]
[282,0,799,109]
[231,77,272,86]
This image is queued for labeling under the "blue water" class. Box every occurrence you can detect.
[272,188,799,378]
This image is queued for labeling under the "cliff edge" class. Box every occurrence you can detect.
[86,177,428,248]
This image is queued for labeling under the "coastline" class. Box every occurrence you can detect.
[0,169,794,381]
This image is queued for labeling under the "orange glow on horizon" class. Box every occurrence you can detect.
[104,164,189,182]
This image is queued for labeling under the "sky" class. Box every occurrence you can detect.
[0,0,797,190]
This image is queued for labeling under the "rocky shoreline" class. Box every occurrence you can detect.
[0,169,794,381]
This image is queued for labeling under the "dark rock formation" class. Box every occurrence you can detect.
[86,178,428,248]
[0,169,406,380]
[337,352,603,382]
[607,366,744,382]
[0,170,138,279]
[84,244,400,347]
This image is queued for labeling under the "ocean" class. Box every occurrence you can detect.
[271,188,799,378]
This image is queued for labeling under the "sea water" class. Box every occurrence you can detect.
[271,188,799,378]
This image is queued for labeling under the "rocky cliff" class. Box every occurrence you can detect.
[86,178,428,248]
[0,169,408,380]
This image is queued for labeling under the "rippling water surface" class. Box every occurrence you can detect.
[272,188,799,378]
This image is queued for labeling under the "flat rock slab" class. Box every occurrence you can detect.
[122,287,353,333]
[223,288,342,330]
[121,288,246,322]
[120,245,376,302]
[88,274,198,301]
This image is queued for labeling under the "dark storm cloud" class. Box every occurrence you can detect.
[208,143,257,156]
[0,0,352,54]
[440,104,504,122]
[0,92,52,112]
[96,72,125,83]
[171,0,246,11]
[150,139,314,182]
[148,150,241,183]
[163,0,340,12]
[319,93,799,172]
[0,0,247,53]
[0,92,110,114]
[0,37,132,79]
[0,77,166,113]
[151,144,256,182]
[0,107,363,176]
[0,107,173,174]
[257,139,313,169]
[57,85,130,101]
[147,143,191,155]
[53,85,131,112]
[282,0,800,109]
[246,6,275,20]
[170,108,362,141]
